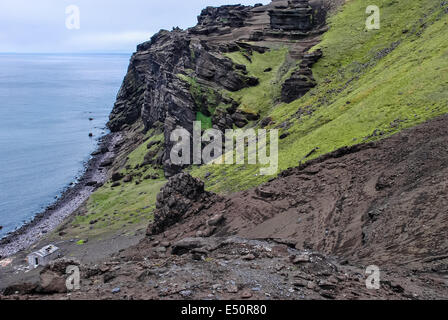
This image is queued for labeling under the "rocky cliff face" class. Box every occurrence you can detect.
[149,173,217,235]
[108,29,260,131]
[108,29,262,176]
[108,0,329,177]
[268,0,314,31]
[190,4,256,35]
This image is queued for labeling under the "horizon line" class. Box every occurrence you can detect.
[0,51,133,55]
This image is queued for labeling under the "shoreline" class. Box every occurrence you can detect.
[0,131,121,258]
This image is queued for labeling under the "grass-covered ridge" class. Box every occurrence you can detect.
[72,179,166,234]
[67,126,167,238]
[192,0,448,193]
[67,0,448,234]
[223,47,290,117]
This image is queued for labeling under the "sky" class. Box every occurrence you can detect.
[0,0,270,53]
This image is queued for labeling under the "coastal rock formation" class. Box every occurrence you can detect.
[106,1,329,177]
[3,0,448,301]
[108,29,260,177]
[105,1,332,177]
[190,4,255,35]
[148,173,214,235]
[268,0,314,31]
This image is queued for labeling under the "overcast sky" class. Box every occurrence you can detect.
[0,0,269,53]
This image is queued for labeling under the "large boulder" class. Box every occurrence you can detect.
[2,258,82,295]
[38,259,80,294]
[281,72,316,103]
[148,173,214,235]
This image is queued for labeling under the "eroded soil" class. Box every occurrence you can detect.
[2,115,448,300]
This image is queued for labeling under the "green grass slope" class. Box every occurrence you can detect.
[67,128,166,238]
[67,0,448,238]
[192,0,448,193]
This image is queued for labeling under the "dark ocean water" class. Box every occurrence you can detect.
[0,53,130,238]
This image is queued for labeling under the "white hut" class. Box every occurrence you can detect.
[27,244,60,269]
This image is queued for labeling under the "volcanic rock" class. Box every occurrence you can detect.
[107,24,260,177]
[268,0,314,31]
[207,214,225,226]
[111,172,124,182]
[148,173,214,235]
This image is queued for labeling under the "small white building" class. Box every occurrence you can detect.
[27,244,60,269]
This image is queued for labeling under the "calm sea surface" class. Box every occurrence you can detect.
[0,53,130,238]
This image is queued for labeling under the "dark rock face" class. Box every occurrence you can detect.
[148,173,214,235]
[281,49,323,103]
[107,2,329,177]
[211,102,260,131]
[198,5,251,28]
[109,29,259,134]
[190,5,253,36]
[107,56,146,132]
[269,0,314,31]
[281,72,316,103]
[193,42,259,92]
[108,28,260,177]
[111,172,124,182]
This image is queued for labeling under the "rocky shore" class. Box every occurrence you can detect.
[0,132,122,258]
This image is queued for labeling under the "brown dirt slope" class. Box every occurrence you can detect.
[153,114,448,273]
[3,115,448,300]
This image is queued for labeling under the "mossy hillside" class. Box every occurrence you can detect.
[68,128,166,237]
[224,47,290,118]
[71,178,166,236]
[120,130,164,175]
[192,0,448,193]
[187,132,278,193]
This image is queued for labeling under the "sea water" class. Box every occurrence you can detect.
[0,53,130,238]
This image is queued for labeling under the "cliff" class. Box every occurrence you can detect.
[108,0,329,177]
[63,0,448,244]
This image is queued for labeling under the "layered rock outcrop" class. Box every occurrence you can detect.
[268,0,313,31]
[190,4,256,36]
[148,173,215,235]
[108,29,260,176]
[108,1,327,177]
